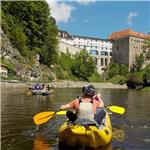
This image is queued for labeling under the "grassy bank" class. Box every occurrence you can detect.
[141,87,150,91]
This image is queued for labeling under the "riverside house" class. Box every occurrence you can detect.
[0,64,8,78]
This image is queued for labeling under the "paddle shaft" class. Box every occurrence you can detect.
[33,105,125,125]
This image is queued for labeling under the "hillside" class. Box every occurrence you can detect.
[1,1,58,82]
[1,27,56,82]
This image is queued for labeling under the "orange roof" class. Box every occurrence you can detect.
[109,29,149,40]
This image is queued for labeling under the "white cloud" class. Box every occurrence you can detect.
[127,11,138,25]
[76,0,96,5]
[46,0,75,24]
[45,0,96,24]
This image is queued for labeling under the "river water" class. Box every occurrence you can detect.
[1,86,150,150]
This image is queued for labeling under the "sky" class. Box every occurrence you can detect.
[46,0,150,39]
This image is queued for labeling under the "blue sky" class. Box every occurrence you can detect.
[47,0,150,39]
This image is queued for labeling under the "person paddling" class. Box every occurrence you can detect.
[60,85,105,124]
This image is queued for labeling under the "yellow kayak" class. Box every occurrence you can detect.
[59,113,112,148]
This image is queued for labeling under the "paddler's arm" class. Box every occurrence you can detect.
[60,104,71,110]
[60,99,77,110]
[98,99,104,107]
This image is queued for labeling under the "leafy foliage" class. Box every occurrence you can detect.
[143,64,150,86]
[108,75,127,85]
[88,72,103,82]
[134,54,144,72]
[71,51,96,81]
[1,1,58,66]
[105,60,129,79]
[55,51,96,81]
[126,72,143,88]
[57,52,74,70]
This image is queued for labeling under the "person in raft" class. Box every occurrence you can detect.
[60,85,106,125]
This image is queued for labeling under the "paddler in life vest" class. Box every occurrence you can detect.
[60,85,105,124]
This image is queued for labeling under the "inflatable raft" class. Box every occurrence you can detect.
[59,113,112,148]
[32,90,50,96]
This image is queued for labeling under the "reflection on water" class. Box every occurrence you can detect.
[33,137,113,150]
[1,87,150,150]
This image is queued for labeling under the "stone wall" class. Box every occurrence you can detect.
[129,36,146,67]
[112,37,129,66]
[58,41,82,55]
[112,35,148,71]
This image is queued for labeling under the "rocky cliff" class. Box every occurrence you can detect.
[1,28,56,81]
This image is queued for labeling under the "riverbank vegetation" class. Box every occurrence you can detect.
[52,51,101,82]
[104,54,150,89]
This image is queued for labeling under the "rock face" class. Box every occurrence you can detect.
[1,28,51,81]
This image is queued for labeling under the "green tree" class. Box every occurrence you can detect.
[106,60,128,79]
[127,72,143,88]
[143,64,150,86]
[71,51,96,81]
[134,54,144,72]
[1,1,58,65]
[57,52,74,70]
[11,26,28,56]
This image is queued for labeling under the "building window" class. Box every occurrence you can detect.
[101,58,104,66]
[101,51,108,56]
[89,50,98,55]
[93,57,98,65]
[105,58,108,66]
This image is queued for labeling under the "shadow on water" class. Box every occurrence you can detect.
[59,142,113,150]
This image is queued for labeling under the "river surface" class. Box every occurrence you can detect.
[1,86,150,150]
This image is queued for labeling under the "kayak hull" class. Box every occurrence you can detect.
[32,90,50,96]
[59,113,112,148]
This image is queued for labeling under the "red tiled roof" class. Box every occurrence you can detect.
[109,29,149,40]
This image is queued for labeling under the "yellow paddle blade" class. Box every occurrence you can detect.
[33,111,55,125]
[56,111,67,115]
[107,106,125,114]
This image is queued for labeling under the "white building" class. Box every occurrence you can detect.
[0,64,8,78]
[58,30,113,74]
[58,30,73,45]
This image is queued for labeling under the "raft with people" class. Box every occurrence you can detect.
[31,83,52,96]
[59,111,112,148]
[32,90,51,96]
